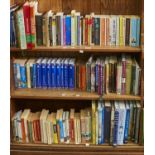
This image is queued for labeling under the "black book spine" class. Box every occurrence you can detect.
[125,18,130,46]
[94,18,100,45]
[35,15,43,46]
[49,17,53,46]
[104,106,111,143]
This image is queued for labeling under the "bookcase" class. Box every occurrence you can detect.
[10,0,144,155]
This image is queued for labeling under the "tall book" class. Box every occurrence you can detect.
[92,101,96,144]
[104,101,112,143]
[23,1,32,49]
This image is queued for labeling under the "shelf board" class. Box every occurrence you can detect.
[10,46,141,53]
[11,142,144,152]
[11,89,141,100]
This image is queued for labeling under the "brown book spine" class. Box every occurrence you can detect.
[69,118,75,142]
[36,120,41,141]
[81,65,86,91]
[106,18,110,46]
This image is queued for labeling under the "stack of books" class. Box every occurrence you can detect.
[13,54,141,95]
[11,100,143,145]
[10,1,141,49]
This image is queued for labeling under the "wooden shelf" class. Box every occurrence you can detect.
[10,46,142,53]
[11,89,141,100]
[11,142,144,151]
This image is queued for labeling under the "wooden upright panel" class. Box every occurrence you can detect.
[38,0,51,12]
[50,0,62,12]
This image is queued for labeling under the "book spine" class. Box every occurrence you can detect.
[63,16,66,46]
[96,111,98,144]
[98,107,102,144]
[59,119,64,143]
[71,14,75,46]
[35,15,43,46]
[60,61,64,88]
[56,61,61,88]
[136,17,140,47]
[66,16,71,45]
[30,4,36,48]
[130,17,137,47]
[86,63,91,92]
[23,4,32,49]
[91,64,95,92]
[47,63,52,88]
[77,15,81,46]
[69,61,75,89]
[95,63,98,92]
[13,63,18,88]
[69,118,74,142]
[124,108,130,143]
[119,16,124,46]
[17,10,27,49]
[20,64,27,88]
[134,107,141,143]
[116,16,120,46]
[21,119,26,142]
[85,17,88,45]
[60,16,64,46]
[51,61,56,88]
[53,122,58,144]
[26,63,31,88]
[94,18,100,45]
[121,56,126,94]
[64,61,69,89]
[49,17,53,46]
[104,107,111,143]
[32,63,37,88]
[113,110,119,146]
[106,18,110,46]
[36,63,42,88]
[41,62,47,88]
[125,18,130,46]
[92,101,96,144]
[52,17,56,46]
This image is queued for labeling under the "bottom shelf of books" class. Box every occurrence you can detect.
[11,100,144,147]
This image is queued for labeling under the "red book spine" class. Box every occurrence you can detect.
[21,119,26,142]
[85,18,88,45]
[32,121,37,142]
[63,17,66,46]
[69,119,74,142]
[36,120,41,141]
[23,3,32,49]
[122,59,126,94]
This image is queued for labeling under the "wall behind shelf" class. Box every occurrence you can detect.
[11,0,142,15]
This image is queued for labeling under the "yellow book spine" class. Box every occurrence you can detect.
[119,16,124,46]
[126,61,132,95]
[53,120,58,144]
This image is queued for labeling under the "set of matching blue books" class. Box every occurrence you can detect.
[13,58,75,89]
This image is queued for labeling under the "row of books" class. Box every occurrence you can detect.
[10,1,141,49]
[11,100,144,145]
[13,54,141,95]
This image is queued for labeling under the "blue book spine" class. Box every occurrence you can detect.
[95,64,98,92]
[59,120,64,142]
[130,18,137,47]
[13,63,18,88]
[124,108,130,143]
[69,61,75,89]
[32,63,37,88]
[66,16,71,45]
[64,60,69,88]
[60,61,64,88]
[36,63,42,88]
[41,62,47,88]
[56,61,61,88]
[51,61,56,88]
[136,18,140,47]
[101,106,104,144]
[20,65,27,88]
[47,63,52,88]
[113,110,119,146]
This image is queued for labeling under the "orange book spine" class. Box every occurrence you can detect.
[101,18,105,46]
[21,119,26,142]
[106,18,110,46]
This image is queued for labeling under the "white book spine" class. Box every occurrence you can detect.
[61,16,63,46]
[71,15,75,46]
[116,16,120,46]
